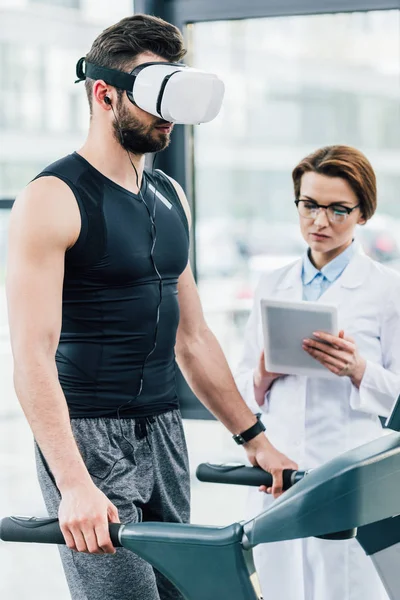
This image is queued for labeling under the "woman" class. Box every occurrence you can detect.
[235,145,400,600]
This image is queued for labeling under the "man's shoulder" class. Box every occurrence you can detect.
[20,152,92,206]
[16,154,82,221]
[11,175,81,252]
[33,153,86,186]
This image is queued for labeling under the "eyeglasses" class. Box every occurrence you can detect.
[295,199,361,224]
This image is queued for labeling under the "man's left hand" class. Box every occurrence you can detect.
[302,330,366,387]
[244,434,298,498]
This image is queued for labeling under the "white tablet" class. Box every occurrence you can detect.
[260,298,338,378]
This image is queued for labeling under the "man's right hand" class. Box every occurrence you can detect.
[58,479,120,554]
[253,350,285,406]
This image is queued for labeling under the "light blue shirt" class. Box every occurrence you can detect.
[302,242,356,301]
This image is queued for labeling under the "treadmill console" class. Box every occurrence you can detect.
[385,393,400,432]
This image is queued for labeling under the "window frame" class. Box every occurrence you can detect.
[140,0,398,266]
[134,0,399,418]
[3,1,397,418]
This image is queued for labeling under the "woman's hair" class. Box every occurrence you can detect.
[84,14,186,113]
[292,145,377,221]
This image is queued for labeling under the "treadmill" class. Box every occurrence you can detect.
[2,396,400,600]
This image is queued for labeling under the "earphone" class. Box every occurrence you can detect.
[91,93,164,476]
[98,93,162,409]
[55,95,164,478]
[106,94,163,392]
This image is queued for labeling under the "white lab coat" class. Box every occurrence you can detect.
[235,249,400,600]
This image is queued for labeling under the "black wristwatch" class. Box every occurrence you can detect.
[233,413,266,445]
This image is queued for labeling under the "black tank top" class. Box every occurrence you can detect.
[35,152,189,418]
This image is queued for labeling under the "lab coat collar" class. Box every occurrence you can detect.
[276,243,367,291]
[338,247,368,289]
[302,242,357,285]
[276,259,303,291]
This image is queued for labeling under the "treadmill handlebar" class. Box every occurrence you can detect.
[0,516,122,547]
[196,463,306,490]
[1,468,307,544]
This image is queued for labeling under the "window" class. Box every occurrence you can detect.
[30,0,80,8]
[191,10,400,368]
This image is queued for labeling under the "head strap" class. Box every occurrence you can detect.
[75,57,86,83]
[74,58,136,90]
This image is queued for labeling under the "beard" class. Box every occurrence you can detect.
[112,100,172,155]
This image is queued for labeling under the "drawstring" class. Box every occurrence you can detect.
[135,416,156,448]
[90,414,157,481]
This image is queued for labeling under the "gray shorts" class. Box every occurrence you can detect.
[35,409,190,600]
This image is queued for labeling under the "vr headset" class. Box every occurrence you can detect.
[75,58,225,125]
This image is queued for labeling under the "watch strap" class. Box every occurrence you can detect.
[233,414,266,445]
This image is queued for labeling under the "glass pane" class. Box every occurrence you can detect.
[189,10,400,557]
[192,10,400,368]
[30,0,81,7]
[0,1,133,198]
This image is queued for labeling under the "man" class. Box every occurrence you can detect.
[6,14,296,600]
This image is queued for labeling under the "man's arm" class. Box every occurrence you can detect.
[175,263,297,495]
[168,177,298,496]
[7,177,119,553]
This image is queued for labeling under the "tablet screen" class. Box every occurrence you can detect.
[261,299,338,378]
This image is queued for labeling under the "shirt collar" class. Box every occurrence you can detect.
[302,241,356,285]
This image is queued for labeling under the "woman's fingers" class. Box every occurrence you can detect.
[303,338,352,361]
[303,331,361,378]
[305,345,348,370]
[257,349,282,379]
[304,343,353,375]
[312,331,355,351]
[259,350,268,376]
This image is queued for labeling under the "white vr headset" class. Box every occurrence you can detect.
[75,58,225,125]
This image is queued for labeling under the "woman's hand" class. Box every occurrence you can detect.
[253,350,284,406]
[302,330,366,388]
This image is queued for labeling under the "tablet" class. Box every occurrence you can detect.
[260,298,338,378]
